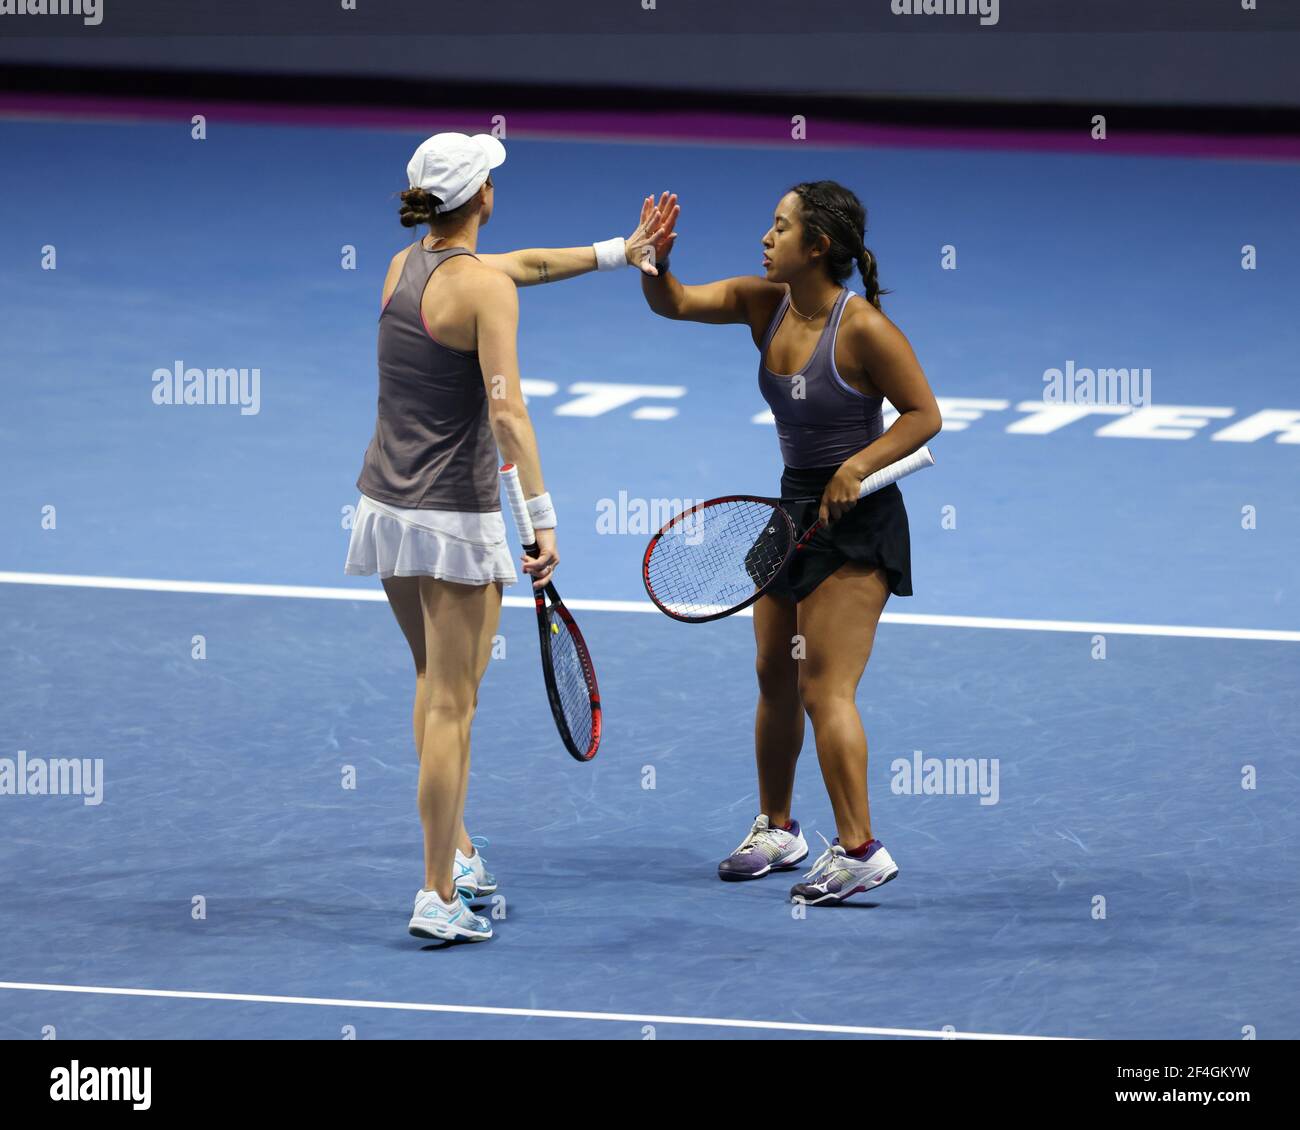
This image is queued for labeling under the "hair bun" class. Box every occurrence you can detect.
[399,186,440,228]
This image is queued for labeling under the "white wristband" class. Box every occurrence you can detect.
[526,492,557,529]
[593,236,627,272]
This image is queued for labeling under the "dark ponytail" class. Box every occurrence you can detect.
[790,180,889,309]
[858,246,884,310]
[397,185,479,229]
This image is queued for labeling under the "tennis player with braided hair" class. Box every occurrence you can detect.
[346,133,669,941]
[640,182,941,905]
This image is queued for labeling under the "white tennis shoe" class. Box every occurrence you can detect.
[454,844,498,904]
[789,833,899,905]
[409,888,493,942]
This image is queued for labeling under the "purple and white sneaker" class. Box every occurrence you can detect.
[790,833,899,905]
[718,814,809,881]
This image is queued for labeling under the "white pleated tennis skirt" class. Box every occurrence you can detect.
[344,494,518,586]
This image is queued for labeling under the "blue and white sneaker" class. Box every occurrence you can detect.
[789,834,898,905]
[718,814,809,881]
[454,843,497,904]
[409,888,493,942]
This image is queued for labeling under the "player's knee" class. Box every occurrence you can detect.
[755,653,798,699]
[797,675,850,718]
[423,696,476,724]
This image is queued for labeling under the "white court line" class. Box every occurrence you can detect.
[1,570,1298,642]
[0,980,1067,1039]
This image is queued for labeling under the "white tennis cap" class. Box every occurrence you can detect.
[406,133,506,213]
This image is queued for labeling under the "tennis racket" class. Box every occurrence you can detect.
[500,464,602,762]
[643,446,936,624]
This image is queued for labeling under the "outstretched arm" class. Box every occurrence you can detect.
[477,196,673,287]
[638,192,781,325]
[475,246,600,287]
[642,270,779,325]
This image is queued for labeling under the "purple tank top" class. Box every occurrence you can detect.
[357,244,499,511]
[757,288,884,470]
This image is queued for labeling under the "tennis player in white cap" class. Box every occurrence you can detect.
[346,132,673,942]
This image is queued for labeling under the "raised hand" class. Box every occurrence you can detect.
[627,192,680,275]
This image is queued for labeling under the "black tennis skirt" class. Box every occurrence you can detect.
[763,463,913,603]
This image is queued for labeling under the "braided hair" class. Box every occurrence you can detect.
[789,181,888,309]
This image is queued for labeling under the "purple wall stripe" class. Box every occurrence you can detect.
[3,92,1299,162]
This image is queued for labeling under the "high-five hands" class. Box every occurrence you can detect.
[628,192,680,275]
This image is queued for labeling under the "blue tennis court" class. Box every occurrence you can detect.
[1,111,1297,1040]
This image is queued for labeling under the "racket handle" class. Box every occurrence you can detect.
[856,445,935,499]
[499,463,538,551]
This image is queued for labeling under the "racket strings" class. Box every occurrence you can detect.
[547,606,595,754]
[644,499,792,617]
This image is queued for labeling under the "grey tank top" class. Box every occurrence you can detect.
[357,244,499,512]
[757,288,884,470]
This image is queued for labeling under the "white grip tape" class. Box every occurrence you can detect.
[499,464,536,548]
[856,445,936,499]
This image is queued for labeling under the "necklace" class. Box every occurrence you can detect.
[788,288,841,320]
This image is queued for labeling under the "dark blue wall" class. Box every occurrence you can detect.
[1,1,1297,109]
